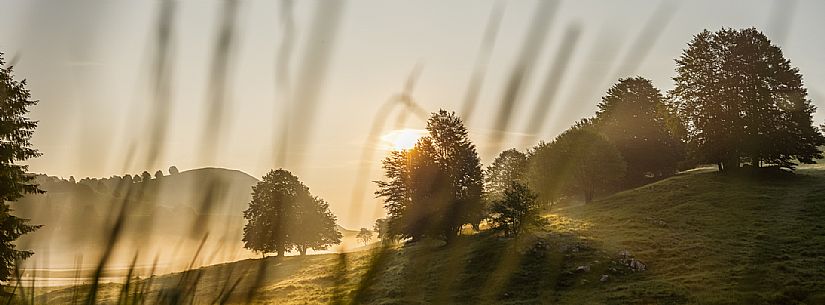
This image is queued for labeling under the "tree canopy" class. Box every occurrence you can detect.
[141,171,152,182]
[242,169,341,256]
[671,28,825,171]
[488,182,543,238]
[595,77,684,184]
[529,121,626,203]
[485,148,528,202]
[375,110,483,243]
[356,228,373,246]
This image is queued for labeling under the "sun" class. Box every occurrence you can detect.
[381,129,426,150]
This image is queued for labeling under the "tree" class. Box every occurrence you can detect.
[168,166,179,175]
[529,121,626,203]
[594,77,685,185]
[132,174,142,183]
[485,149,528,202]
[375,110,483,243]
[671,28,825,171]
[242,169,341,256]
[291,196,342,255]
[0,52,42,284]
[68,176,76,184]
[154,170,163,179]
[526,142,562,206]
[373,218,390,244]
[356,228,373,246]
[141,171,152,182]
[488,182,543,238]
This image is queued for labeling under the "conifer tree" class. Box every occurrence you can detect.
[0,52,42,284]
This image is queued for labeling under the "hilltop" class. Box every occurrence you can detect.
[33,165,825,304]
[12,167,364,271]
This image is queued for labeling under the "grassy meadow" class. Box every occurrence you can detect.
[23,164,825,304]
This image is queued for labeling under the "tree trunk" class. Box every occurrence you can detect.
[445,227,458,245]
[722,155,739,172]
[299,246,307,256]
[584,190,593,203]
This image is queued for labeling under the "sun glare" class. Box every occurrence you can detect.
[381,129,426,150]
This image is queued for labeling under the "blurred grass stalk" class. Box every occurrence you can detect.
[3,0,733,304]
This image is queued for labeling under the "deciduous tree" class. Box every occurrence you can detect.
[375,110,483,243]
[356,228,373,246]
[529,121,626,203]
[242,169,341,256]
[595,77,684,184]
[485,149,528,202]
[488,182,543,237]
[671,28,825,171]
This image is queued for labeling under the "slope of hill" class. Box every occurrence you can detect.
[31,165,825,304]
[545,164,825,304]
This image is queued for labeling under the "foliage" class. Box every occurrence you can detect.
[356,228,373,245]
[485,148,528,202]
[242,169,341,256]
[595,77,685,184]
[528,121,626,203]
[0,52,42,284]
[154,170,163,179]
[671,28,825,171]
[141,171,152,182]
[168,166,179,175]
[292,196,341,255]
[375,110,483,243]
[487,182,543,237]
[373,218,387,239]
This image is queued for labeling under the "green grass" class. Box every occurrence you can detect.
[548,165,825,304]
[28,165,825,304]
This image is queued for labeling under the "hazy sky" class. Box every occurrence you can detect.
[2,0,825,228]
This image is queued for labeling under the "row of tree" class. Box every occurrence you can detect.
[67,165,180,185]
[374,27,825,243]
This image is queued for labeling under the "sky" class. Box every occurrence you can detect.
[2,0,825,228]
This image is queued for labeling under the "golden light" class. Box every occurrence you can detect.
[381,129,427,150]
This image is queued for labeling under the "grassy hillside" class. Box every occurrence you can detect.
[32,165,825,304]
[546,165,825,304]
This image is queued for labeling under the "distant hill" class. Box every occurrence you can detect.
[12,167,260,269]
[35,164,825,304]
